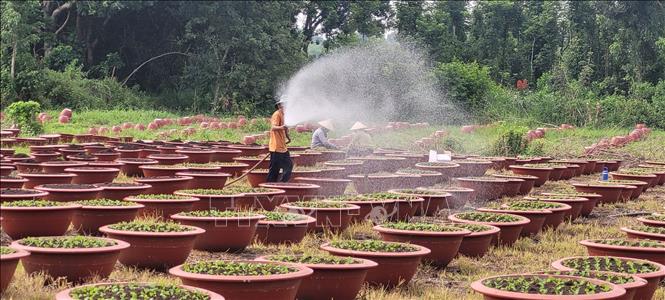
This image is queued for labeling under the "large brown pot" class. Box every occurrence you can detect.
[125,195,199,219]
[176,171,231,189]
[64,167,119,184]
[72,203,144,235]
[35,184,103,202]
[580,239,665,265]
[134,176,192,194]
[448,212,530,246]
[54,282,224,300]
[280,202,360,233]
[171,212,264,252]
[255,214,316,245]
[0,247,30,293]
[509,165,552,187]
[0,202,80,239]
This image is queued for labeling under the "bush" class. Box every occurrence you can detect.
[4,100,43,134]
[434,61,497,118]
[490,128,528,156]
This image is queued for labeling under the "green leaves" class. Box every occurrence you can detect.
[75,199,138,207]
[177,210,260,218]
[109,220,193,233]
[506,200,563,210]
[0,246,16,255]
[382,222,466,232]
[267,254,358,265]
[19,236,116,248]
[560,256,659,274]
[5,101,43,135]
[182,261,295,276]
[455,212,522,223]
[482,275,611,295]
[70,283,210,300]
[590,239,665,249]
[288,201,352,209]
[259,211,307,222]
[329,239,419,253]
[131,194,191,200]
[1,200,66,207]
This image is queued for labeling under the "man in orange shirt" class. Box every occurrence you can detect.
[266,99,292,182]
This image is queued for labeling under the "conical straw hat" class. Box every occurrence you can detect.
[350,122,368,131]
[318,119,335,131]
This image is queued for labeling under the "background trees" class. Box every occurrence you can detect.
[1,1,664,127]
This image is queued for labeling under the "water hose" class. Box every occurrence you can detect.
[223,153,270,187]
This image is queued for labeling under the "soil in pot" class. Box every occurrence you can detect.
[374,222,470,267]
[11,236,129,282]
[536,270,646,300]
[1,246,30,293]
[0,175,28,188]
[115,158,158,177]
[552,256,665,300]
[134,175,192,194]
[14,159,43,173]
[171,210,264,252]
[140,164,189,177]
[280,201,360,233]
[40,160,88,173]
[580,239,665,265]
[508,164,553,187]
[320,239,430,288]
[476,206,551,237]
[257,254,377,300]
[55,282,224,300]
[324,194,396,224]
[448,211,530,246]
[17,172,77,189]
[503,200,571,230]
[470,274,625,300]
[169,260,313,300]
[0,200,81,239]
[35,183,103,202]
[0,188,49,202]
[359,192,424,222]
[254,211,316,245]
[99,220,204,270]
[126,194,199,219]
[387,189,452,216]
[450,223,500,258]
[523,195,588,220]
[72,199,143,235]
[174,188,245,211]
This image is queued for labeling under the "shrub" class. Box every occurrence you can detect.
[433,61,496,116]
[4,100,43,134]
[490,128,528,156]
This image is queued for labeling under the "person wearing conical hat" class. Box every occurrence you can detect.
[267,99,293,182]
[311,119,338,149]
[347,121,374,156]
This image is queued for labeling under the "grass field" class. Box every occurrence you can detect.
[2,110,664,300]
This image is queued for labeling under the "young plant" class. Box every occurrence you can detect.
[506,200,564,210]
[177,210,260,218]
[590,239,665,248]
[560,256,660,274]
[1,200,67,207]
[482,275,611,295]
[75,199,138,206]
[108,220,193,232]
[131,194,192,200]
[69,283,210,300]
[628,226,665,235]
[288,201,352,208]
[455,212,522,223]
[0,246,16,255]
[182,261,296,276]
[19,236,116,248]
[381,222,466,232]
[329,239,419,253]
[266,254,359,265]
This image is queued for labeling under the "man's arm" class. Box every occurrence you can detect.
[285,126,291,144]
[318,131,337,149]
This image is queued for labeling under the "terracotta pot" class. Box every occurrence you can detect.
[452,160,492,178]
[348,174,400,194]
[320,242,430,287]
[116,148,141,159]
[388,197,425,222]
[523,196,588,220]
[610,172,657,188]
[1,165,15,176]
[174,191,244,211]
[280,202,360,233]
[216,162,249,177]
[606,182,638,202]
[448,212,530,246]
[0,203,80,239]
[210,148,242,162]
[169,260,313,300]
[92,151,120,162]
[233,156,270,169]
[476,207,550,237]
[15,161,43,173]
[551,256,665,300]
[256,255,377,300]
[287,169,322,181]
[454,224,501,258]
[171,213,264,252]
[0,247,30,293]
[508,165,552,187]
[414,162,460,182]
[292,177,351,196]
[324,161,364,177]
[374,225,470,267]
[226,144,269,156]
[140,165,189,177]
[0,188,49,202]
[621,227,665,242]
[572,183,626,204]
[258,182,320,202]
[636,216,665,228]
[470,274,626,300]
[535,270,647,300]
[491,174,536,195]
[317,150,346,162]
[176,149,214,163]
[115,158,158,177]
[247,170,269,187]
[419,187,474,209]
[54,282,225,300]
[99,224,204,270]
[580,239,665,265]
[134,176,192,194]
[255,214,316,245]
[291,151,322,166]
[456,177,510,202]
[139,148,160,158]
[35,184,103,202]
[232,188,286,211]
[175,172,231,189]
[30,151,62,162]
[547,165,567,180]
[11,237,129,282]
[502,202,571,230]
[97,182,151,200]
[18,172,76,189]
[72,203,143,235]
[395,170,442,187]
[331,197,396,224]
[40,161,87,173]
[1,176,28,188]
[147,154,189,165]
[386,190,450,216]
[125,195,199,219]
[64,167,119,184]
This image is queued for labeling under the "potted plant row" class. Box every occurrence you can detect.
[54,282,224,300]
[471,274,626,300]
[171,210,265,252]
[503,200,571,230]
[0,200,81,239]
[579,238,665,265]
[280,201,359,233]
[72,199,143,235]
[448,211,530,246]
[125,194,199,219]
[255,211,316,245]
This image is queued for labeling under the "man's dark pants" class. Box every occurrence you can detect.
[266,151,293,182]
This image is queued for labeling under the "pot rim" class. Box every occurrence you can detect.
[0,189,50,198]
[420,187,474,193]
[98,183,151,190]
[0,177,28,182]
[139,165,189,170]
[147,154,188,159]
[34,185,104,192]
[173,191,244,198]
[395,171,443,176]
[175,172,232,178]
[1,203,81,211]
[134,176,193,183]
[175,149,215,154]
[40,161,88,166]
[523,196,589,203]
[63,167,120,173]
[531,270,647,290]
[454,177,510,183]
[619,227,665,239]
[255,255,379,270]
[53,282,225,300]
[0,247,30,260]
[571,182,627,189]
[115,158,157,164]
[324,161,363,166]
[320,241,431,257]
[609,172,657,178]
[477,207,552,215]
[414,162,460,169]
[257,214,317,225]
[469,274,626,300]
[579,239,665,253]
[509,165,554,170]
[449,222,501,237]
[551,256,665,279]
[501,202,572,212]
[99,224,206,237]
[387,189,452,197]
[635,216,665,225]
[124,196,200,203]
[293,177,352,183]
[212,149,242,153]
[374,224,471,237]
[79,203,145,210]
[259,182,321,189]
[281,203,361,211]
[11,237,130,254]
[169,260,313,282]
[540,192,602,199]
[448,213,531,226]
[170,213,265,222]
[348,174,399,179]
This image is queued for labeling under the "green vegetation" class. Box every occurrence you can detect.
[450,223,495,233]
[359,192,420,201]
[225,186,277,194]
[589,239,665,248]
[482,275,611,295]
[381,222,466,232]
[454,212,523,223]
[69,283,210,300]
[4,101,42,134]
[182,261,296,276]
[177,210,261,218]
[0,246,16,255]
[266,254,359,265]
[108,220,192,233]
[506,200,564,210]
[329,240,419,253]
[131,194,192,200]
[540,271,635,285]
[560,257,660,274]
[1,200,68,207]
[288,201,352,208]
[75,199,138,207]
[259,211,308,222]
[176,189,243,195]
[19,236,116,248]
[644,214,665,222]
